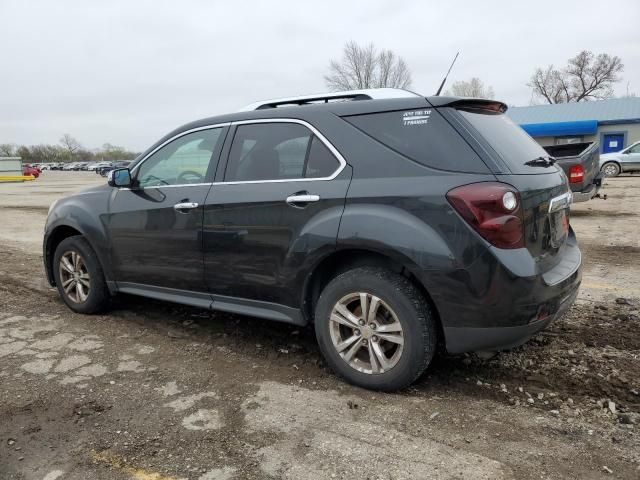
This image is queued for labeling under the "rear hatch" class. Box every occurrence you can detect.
[442,100,572,269]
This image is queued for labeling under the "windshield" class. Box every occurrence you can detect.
[457,109,551,174]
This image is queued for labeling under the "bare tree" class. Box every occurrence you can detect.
[324,41,412,91]
[59,134,82,157]
[0,143,17,156]
[446,78,495,99]
[528,51,624,103]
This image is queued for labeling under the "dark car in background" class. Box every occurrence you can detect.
[543,142,603,202]
[43,88,581,390]
[97,160,132,176]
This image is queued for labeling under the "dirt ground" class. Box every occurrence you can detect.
[1,171,639,480]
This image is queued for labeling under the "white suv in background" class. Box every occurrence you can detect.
[600,141,640,176]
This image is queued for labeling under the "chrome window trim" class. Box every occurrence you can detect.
[122,118,346,190]
[129,123,231,179]
[220,118,346,184]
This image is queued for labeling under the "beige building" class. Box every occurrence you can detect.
[508,98,640,154]
[0,156,23,182]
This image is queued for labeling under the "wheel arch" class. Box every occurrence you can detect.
[302,247,444,344]
[44,222,112,291]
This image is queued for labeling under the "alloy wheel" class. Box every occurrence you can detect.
[58,250,91,303]
[329,292,404,374]
[603,163,619,176]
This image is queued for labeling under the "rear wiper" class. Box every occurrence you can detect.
[525,156,556,167]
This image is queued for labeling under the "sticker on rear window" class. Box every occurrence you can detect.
[403,110,431,126]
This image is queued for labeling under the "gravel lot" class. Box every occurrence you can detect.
[1,171,639,479]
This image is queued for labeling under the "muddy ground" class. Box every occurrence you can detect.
[1,172,639,479]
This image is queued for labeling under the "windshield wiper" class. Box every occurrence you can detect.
[525,156,556,167]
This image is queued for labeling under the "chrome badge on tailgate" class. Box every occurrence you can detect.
[548,191,572,213]
[548,191,572,248]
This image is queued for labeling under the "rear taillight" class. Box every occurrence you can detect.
[446,182,524,249]
[568,164,584,183]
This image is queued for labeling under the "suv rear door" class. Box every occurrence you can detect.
[105,125,227,298]
[202,119,351,309]
[443,102,573,271]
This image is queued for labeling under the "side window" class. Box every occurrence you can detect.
[306,136,340,178]
[224,122,341,181]
[628,144,640,154]
[345,109,490,173]
[276,136,310,178]
[137,128,223,187]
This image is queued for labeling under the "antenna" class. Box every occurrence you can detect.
[435,52,459,96]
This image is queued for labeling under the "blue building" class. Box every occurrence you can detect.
[508,97,640,154]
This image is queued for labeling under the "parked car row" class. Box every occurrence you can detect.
[96,160,132,176]
[30,161,134,173]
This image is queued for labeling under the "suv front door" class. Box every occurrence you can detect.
[106,125,227,300]
[622,143,640,171]
[202,120,351,310]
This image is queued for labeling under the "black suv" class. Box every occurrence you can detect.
[44,88,581,390]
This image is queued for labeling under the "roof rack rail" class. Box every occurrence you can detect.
[239,88,420,111]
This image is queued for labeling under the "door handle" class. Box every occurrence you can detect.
[286,194,320,208]
[173,202,199,212]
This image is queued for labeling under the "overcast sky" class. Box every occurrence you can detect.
[1,0,638,151]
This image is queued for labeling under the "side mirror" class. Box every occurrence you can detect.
[108,168,132,188]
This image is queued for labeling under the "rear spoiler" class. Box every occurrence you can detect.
[426,96,508,113]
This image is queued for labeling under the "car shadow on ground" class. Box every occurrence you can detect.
[105,292,640,416]
[105,294,545,403]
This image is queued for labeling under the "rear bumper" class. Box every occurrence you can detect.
[571,173,603,203]
[443,286,578,353]
[433,231,582,354]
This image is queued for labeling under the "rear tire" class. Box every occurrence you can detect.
[53,236,109,314]
[314,267,437,391]
[601,161,620,177]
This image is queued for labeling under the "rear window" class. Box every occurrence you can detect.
[345,109,489,173]
[457,109,550,173]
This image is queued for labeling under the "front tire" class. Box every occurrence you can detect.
[53,236,109,314]
[601,161,621,177]
[314,267,437,391]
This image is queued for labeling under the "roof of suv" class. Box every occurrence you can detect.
[145,89,507,160]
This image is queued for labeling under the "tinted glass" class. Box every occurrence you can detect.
[628,143,640,154]
[227,123,340,181]
[457,109,550,173]
[306,136,340,178]
[226,123,311,181]
[345,109,489,173]
[137,128,222,187]
[276,136,310,178]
